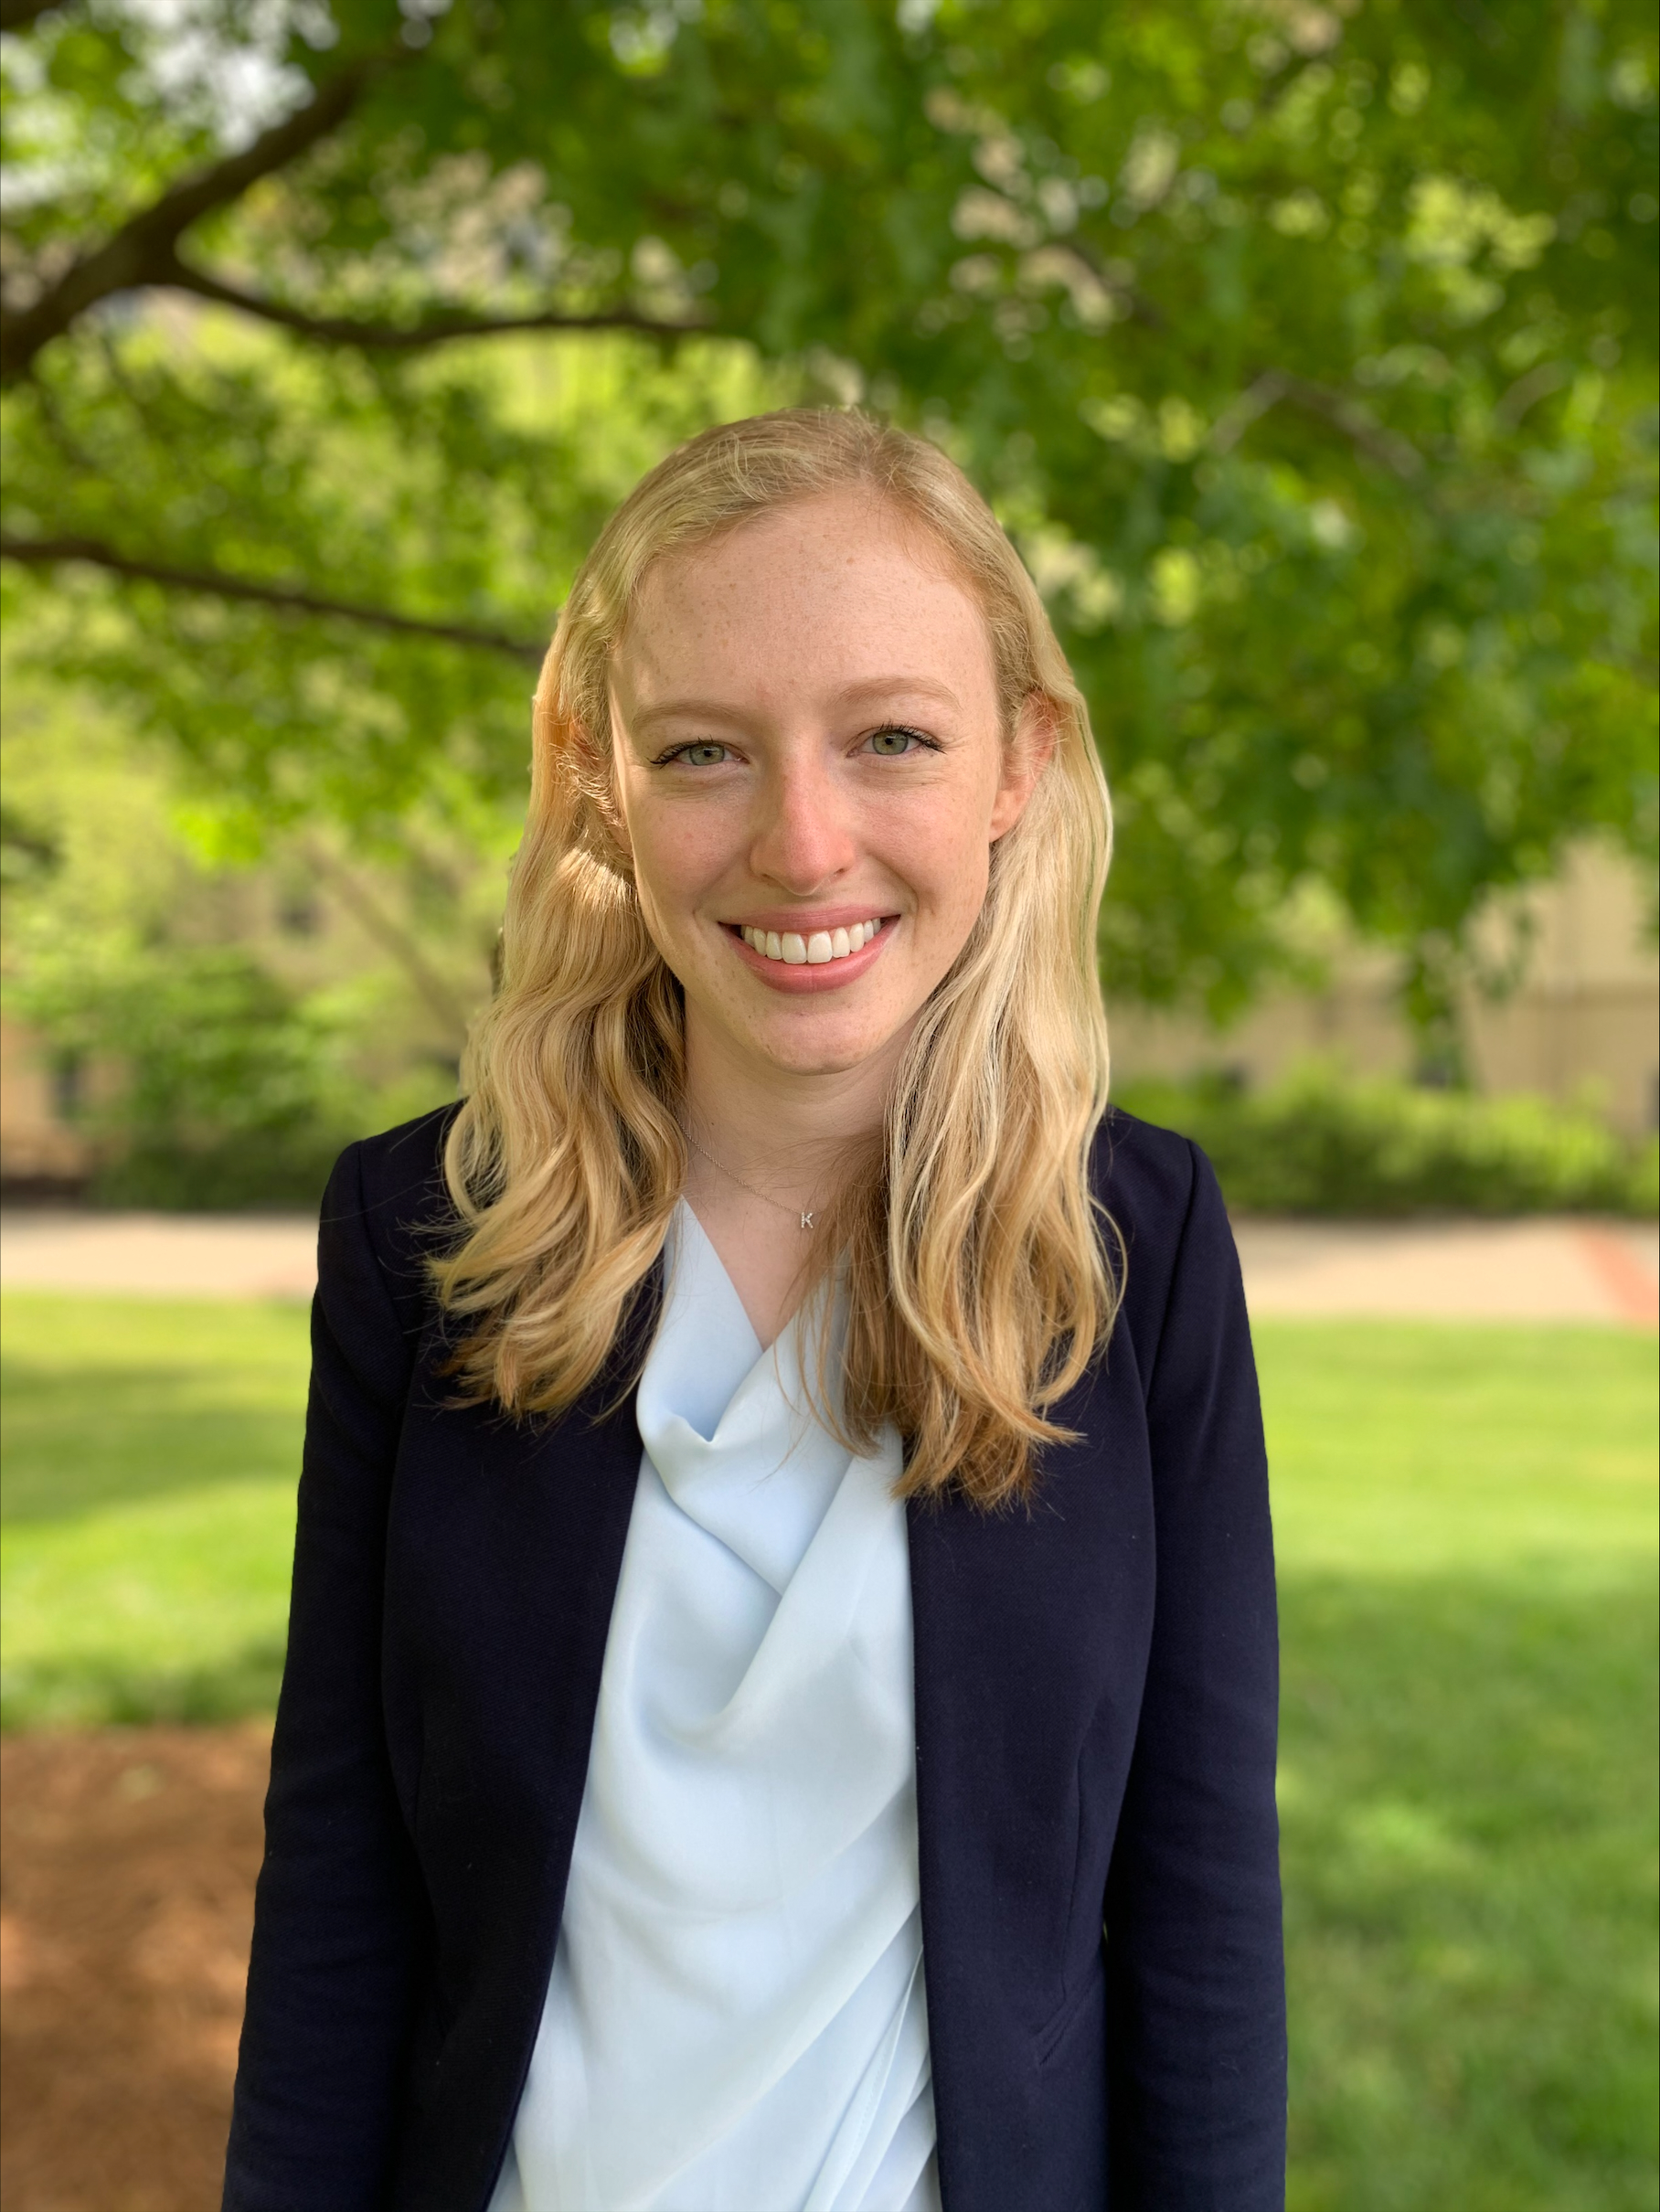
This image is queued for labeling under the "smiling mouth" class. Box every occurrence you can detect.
[734,919,886,967]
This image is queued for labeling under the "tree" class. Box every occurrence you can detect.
[3,0,1655,1045]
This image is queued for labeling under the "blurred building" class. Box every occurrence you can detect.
[1110,844,1658,1134]
[0,1014,89,1191]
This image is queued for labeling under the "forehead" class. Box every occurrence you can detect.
[613,490,996,714]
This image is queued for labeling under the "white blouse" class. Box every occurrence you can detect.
[488,1204,940,2212]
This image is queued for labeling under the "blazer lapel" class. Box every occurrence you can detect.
[382,1289,660,2037]
[906,1385,1155,2209]
[909,1489,1029,2196]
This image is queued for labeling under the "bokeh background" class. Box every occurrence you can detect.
[1,2,1655,2207]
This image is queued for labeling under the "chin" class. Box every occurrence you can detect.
[748,1013,903,1079]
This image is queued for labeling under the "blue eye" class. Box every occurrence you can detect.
[676,743,728,766]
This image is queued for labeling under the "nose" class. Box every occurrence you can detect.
[748,754,857,893]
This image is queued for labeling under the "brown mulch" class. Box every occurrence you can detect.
[1,1725,271,2212]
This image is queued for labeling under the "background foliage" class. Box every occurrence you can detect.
[4,0,1655,1059]
[1116,1062,1660,1215]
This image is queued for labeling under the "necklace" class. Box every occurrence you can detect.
[684,1129,818,1231]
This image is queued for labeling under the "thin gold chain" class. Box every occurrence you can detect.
[683,1129,818,1230]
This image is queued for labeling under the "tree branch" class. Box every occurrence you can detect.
[1495,359,1569,428]
[0,533,547,661]
[163,257,712,349]
[1210,369,1425,479]
[297,837,477,1044]
[1063,236,1166,330]
[0,53,390,384]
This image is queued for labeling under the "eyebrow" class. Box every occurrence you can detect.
[628,674,964,733]
[835,675,964,711]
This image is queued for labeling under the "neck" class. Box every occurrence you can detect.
[678,1009,904,1346]
[681,1012,901,1206]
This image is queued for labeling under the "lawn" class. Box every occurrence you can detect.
[1263,1325,1658,2212]
[1,1292,1655,2209]
[1,1294,311,1726]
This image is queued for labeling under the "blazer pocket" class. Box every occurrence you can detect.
[1033,1958,1104,2071]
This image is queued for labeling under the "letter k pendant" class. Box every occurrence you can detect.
[800,1211,814,1230]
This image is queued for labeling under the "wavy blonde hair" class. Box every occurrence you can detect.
[432,408,1119,1507]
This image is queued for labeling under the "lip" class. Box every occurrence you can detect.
[726,905,896,935]
[722,915,897,994]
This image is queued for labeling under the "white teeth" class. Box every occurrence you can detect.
[740,920,883,965]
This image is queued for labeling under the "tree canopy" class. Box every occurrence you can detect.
[3,0,1655,1034]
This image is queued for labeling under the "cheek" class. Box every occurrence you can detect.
[622,796,726,922]
[878,778,998,920]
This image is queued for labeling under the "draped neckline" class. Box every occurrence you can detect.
[489,1202,940,2212]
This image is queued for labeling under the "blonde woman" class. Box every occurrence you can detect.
[224,410,1284,2212]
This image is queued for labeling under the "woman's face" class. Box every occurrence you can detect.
[609,490,1046,1089]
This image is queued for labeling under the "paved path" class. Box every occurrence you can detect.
[1232,1215,1656,1325]
[0,1203,1655,1318]
[3,1207,1655,1324]
[1,1210,324,1302]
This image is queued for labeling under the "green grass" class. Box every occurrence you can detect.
[1259,1324,1658,2212]
[1,1294,310,1724]
[0,1293,1655,2207]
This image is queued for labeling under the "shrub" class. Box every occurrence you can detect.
[1113,1063,1658,1218]
[9,942,362,1209]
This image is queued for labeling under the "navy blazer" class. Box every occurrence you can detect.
[224,1104,1285,2212]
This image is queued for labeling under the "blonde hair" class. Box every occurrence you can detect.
[432,408,1119,1507]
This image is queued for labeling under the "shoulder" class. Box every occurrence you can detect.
[1090,1105,1239,1376]
[1091,1103,1202,1229]
[337,1101,463,1234]
[319,1102,463,1337]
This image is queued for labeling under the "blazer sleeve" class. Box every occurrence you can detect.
[223,1140,430,2211]
[1103,1142,1287,2208]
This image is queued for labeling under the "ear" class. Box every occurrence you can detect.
[989,695,1058,842]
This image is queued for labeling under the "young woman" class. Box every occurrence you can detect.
[224,409,1284,2212]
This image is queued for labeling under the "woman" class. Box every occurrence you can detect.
[224,409,1284,2212]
